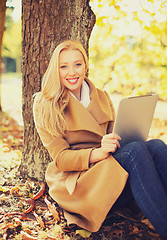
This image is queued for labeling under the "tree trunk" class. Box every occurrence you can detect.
[0,0,7,112]
[19,0,96,181]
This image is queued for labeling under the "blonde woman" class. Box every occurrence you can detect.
[33,40,167,238]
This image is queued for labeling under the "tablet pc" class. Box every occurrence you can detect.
[113,94,158,144]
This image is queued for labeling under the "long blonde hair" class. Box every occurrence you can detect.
[33,40,89,136]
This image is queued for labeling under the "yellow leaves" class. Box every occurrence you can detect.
[10,186,19,194]
[0,186,10,193]
[2,13,21,59]
[96,16,107,26]
[76,229,92,238]
[89,0,167,100]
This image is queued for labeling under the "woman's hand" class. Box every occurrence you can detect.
[101,133,121,155]
[89,133,121,164]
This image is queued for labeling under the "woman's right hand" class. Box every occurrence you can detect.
[89,133,121,164]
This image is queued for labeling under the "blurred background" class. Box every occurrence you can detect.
[1,0,22,124]
[1,0,167,126]
[89,0,167,100]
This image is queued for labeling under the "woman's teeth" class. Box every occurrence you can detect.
[66,78,78,84]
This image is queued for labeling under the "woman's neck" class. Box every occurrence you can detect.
[71,85,82,101]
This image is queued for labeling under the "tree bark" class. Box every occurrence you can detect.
[19,0,96,180]
[0,0,7,112]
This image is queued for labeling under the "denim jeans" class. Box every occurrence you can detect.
[112,139,167,239]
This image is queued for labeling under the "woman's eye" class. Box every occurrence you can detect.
[75,63,81,67]
[60,65,67,69]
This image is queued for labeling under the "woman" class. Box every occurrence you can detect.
[33,40,167,239]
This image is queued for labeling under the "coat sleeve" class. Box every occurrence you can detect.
[33,109,92,172]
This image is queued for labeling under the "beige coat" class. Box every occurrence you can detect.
[33,79,128,232]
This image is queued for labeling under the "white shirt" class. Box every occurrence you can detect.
[70,80,90,108]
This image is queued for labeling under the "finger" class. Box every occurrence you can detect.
[102,139,121,148]
[102,143,119,152]
[102,146,116,153]
[102,135,120,144]
[104,133,121,140]
[108,144,118,153]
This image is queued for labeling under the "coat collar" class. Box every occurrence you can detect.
[64,78,114,137]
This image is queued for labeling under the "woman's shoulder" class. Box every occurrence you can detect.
[96,87,112,104]
[85,78,113,107]
[86,78,110,98]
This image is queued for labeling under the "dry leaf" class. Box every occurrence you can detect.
[141,219,155,231]
[10,186,20,195]
[32,182,45,200]
[128,226,140,235]
[0,186,10,193]
[76,229,92,238]
[44,197,60,222]
[20,231,38,240]
[33,211,45,229]
[12,217,22,227]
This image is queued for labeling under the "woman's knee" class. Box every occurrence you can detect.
[116,141,150,171]
[120,141,148,164]
[146,139,166,153]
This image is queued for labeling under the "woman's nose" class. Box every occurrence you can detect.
[68,66,75,76]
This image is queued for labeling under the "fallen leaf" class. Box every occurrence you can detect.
[33,211,45,229]
[76,229,92,238]
[0,186,10,193]
[12,217,22,227]
[20,231,38,240]
[44,197,60,222]
[32,182,45,200]
[10,186,20,195]
[128,226,140,235]
[141,219,155,231]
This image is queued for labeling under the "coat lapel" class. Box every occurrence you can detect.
[64,79,114,137]
[87,79,114,124]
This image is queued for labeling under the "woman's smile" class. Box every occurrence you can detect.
[66,77,79,85]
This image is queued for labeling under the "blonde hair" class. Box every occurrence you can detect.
[33,40,89,136]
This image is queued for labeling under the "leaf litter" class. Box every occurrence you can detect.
[0,112,166,239]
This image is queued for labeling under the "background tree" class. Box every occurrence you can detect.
[19,0,96,180]
[0,0,7,111]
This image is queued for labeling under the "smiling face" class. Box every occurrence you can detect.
[59,48,87,100]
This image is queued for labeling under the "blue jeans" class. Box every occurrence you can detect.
[112,139,167,239]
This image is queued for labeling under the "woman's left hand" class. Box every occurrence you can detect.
[89,133,121,164]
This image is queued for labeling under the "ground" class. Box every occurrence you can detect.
[0,111,167,240]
